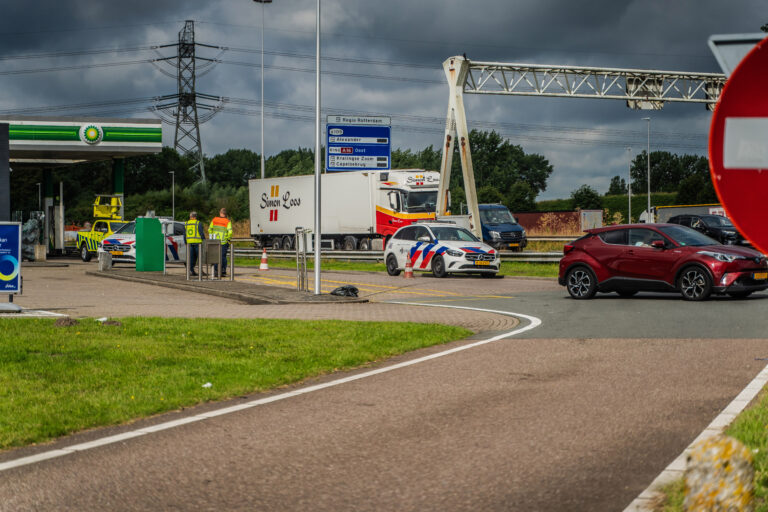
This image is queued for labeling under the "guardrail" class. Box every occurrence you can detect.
[234,248,562,263]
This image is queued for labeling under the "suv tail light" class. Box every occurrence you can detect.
[563,244,575,254]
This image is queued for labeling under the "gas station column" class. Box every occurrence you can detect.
[113,158,125,219]
[0,124,8,222]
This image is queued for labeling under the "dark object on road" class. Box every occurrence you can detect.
[54,317,79,327]
[558,223,768,301]
[331,285,359,297]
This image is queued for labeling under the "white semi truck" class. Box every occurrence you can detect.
[248,169,440,250]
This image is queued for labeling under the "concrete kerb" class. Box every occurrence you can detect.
[86,270,368,305]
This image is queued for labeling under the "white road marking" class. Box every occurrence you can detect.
[0,303,541,473]
[623,362,768,511]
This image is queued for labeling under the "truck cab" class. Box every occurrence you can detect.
[478,204,527,252]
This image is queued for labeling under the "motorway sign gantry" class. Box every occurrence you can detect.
[709,35,768,254]
[326,115,391,172]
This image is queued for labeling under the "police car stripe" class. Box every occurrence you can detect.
[418,243,438,269]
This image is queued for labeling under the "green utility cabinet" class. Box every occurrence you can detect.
[135,217,164,271]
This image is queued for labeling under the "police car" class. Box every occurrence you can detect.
[97,218,187,265]
[385,222,500,278]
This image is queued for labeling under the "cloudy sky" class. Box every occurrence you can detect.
[0,0,764,199]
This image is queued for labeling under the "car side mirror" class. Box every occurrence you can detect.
[651,240,665,250]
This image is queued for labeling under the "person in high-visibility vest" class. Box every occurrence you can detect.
[209,207,233,276]
[185,211,205,276]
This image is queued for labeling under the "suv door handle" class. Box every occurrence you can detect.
[627,249,635,255]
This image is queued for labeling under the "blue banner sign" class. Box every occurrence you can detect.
[326,124,391,172]
[0,222,21,294]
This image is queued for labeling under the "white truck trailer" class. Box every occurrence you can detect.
[248,169,440,250]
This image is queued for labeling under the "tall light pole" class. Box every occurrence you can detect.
[36,182,41,210]
[253,0,272,180]
[313,0,322,295]
[642,117,651,222]
[169,171,175,220]
[626,147,631,223]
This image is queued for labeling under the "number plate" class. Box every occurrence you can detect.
[110,251,124,256]
[474,260,490,266]
[753,272,768,280]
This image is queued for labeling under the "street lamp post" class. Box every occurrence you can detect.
[169,171,175,220]
[36,182,41,210]
[626,148,631,223]
[642,117,651,222]
[313,0,322,295]
[253,0,272,180]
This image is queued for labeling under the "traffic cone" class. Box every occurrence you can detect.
[259,248,269,271]
[404,259,413,278]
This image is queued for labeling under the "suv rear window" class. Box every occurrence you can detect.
[598,229,628,245]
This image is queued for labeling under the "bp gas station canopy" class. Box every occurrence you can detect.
[1,116,162,168]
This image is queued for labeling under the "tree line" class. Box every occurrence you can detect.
[9,130,714,225]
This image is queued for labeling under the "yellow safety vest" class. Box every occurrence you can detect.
[185,219,203,244]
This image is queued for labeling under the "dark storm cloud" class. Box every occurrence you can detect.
[0,0,765,199]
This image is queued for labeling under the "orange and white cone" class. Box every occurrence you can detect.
[259,248,269,271]
[404,259,413,278]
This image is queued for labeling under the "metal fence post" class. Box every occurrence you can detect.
[185,241,190,280]
[229,241,234,281]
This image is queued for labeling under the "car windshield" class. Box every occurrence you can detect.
[702,215,734,227]
[109,222,126,232]
[114,221,136,234]
[480,208,517,225]
[658,225,720,247]
[430,226,479,242]
[405,191,437,213]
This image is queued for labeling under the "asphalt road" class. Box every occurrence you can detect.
[2,264,768,511]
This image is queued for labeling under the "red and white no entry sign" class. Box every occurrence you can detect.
[709,36,768,254]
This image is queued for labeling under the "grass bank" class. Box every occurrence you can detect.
[235,257,559,278]
[0,317,470,450]
[654,389,768,511]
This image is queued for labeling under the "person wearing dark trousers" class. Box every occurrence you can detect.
[184,211,204,276]
[208,208,233,277]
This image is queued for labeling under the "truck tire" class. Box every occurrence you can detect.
[342,236,357,251]
[271,237,282,250]
[281,236,293,250]
[358,238,371,251]
[80,244,92,262]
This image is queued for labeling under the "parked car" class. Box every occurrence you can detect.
[385,222,500,278]
[97,218,187,265]
[558,223,768,300]
[667,214,749,245]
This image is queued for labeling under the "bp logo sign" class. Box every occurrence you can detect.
[79,124,103,145]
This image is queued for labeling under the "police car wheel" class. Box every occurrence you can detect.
[432,255,447,278]
[386,254,401,276]
[80,244,92,262]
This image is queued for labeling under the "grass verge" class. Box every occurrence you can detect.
[653,389,768,511]
[235,257,559,278]
[0,317,470,450]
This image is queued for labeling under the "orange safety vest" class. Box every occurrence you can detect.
[209,216,232,244]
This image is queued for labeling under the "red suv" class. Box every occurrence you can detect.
[558,224,768,300]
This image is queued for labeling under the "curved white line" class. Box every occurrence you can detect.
[0,303,541,473]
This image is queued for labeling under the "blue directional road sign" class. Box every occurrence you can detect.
[326,124,391,172]
[0,222,21,294]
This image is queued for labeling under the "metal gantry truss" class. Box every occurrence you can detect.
[464,61,725,110]
[437,55,727,237]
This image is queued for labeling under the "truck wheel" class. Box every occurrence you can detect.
[358,238,371,251]
[281,236,293,250]
[432,255,447,278]
[342,236,357,251]
[386,254,401,276]
[271,237,282,250]
[80,244,92,262]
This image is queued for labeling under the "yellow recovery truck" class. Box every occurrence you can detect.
[75,195,127,262]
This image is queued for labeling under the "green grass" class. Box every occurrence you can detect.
[654,389,768,511]
[235,257,559,278]
[0,317,470,450]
